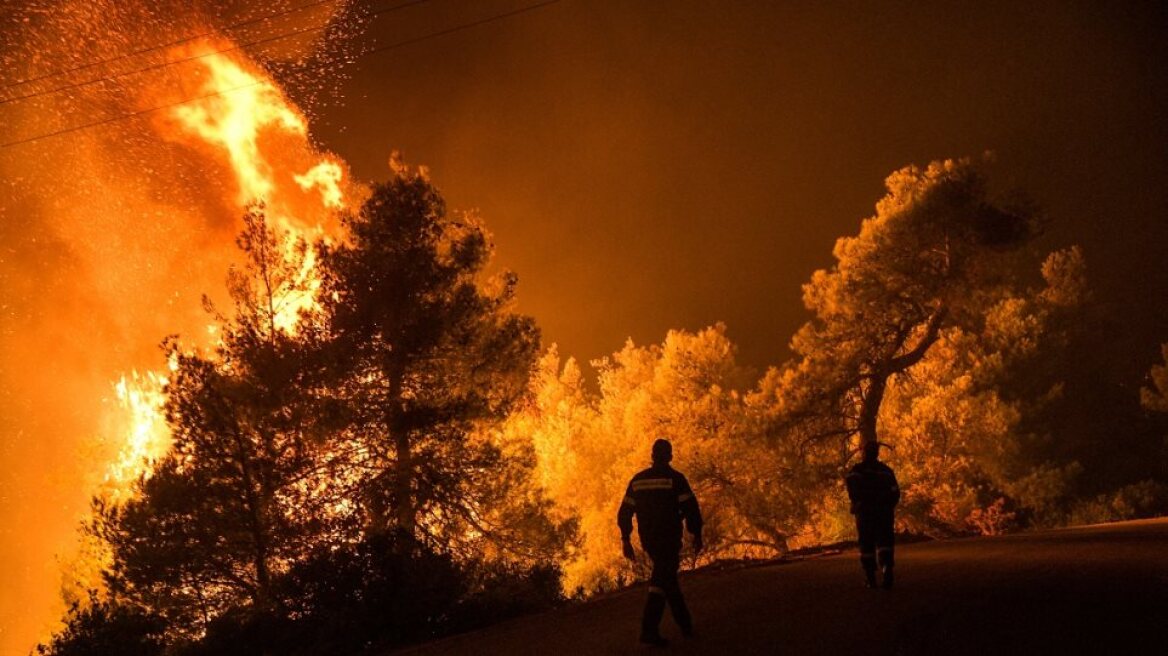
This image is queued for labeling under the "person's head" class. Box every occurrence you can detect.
[862,441,881,462]
[651,438,673,464]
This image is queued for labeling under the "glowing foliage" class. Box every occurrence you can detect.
[513,160,1095,592]
[774,160,1094,536]
[516,325,800,592]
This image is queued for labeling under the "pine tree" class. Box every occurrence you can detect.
[96,208,330,635]
[315,165,545,555]
[772,158,1038,453]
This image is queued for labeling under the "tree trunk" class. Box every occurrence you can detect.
[392,425,415,537]
[231,428,272,607]
[386,362,415,538]
[858,306,947,449]
[858,372,889,449]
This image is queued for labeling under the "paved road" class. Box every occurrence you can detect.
[397,518,1168,655]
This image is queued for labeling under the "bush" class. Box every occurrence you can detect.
[185,533,564,656]
[37,596,165,656]
[1068,480,1168,526]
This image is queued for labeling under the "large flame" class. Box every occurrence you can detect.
[98,44,359,495]
[43,40,365,636]
[0,5,366,650]
[162,42,350,223]
[105,368,171,499]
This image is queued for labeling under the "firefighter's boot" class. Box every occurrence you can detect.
[861,551,878,588]
[640,591,668,646]
[878,547,895,589]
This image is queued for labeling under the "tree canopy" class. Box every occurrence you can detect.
[81,169,568,649]
[43,157,1168,654]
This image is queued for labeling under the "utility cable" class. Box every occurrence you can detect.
[0,0,430,107]
[0,0,562,150]
[2,0,344,91]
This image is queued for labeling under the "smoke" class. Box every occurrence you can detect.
[0,2,359,652]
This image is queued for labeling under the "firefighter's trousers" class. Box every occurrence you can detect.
[857,509,895,573]
[641,550,692,637]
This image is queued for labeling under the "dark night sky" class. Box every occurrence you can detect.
[311,0,1168,376]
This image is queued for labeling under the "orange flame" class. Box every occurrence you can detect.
[170,55,305,205]
[100,43,359,504]
[105,368,172,499]
[5,11,363,653]
[295,159,346,209]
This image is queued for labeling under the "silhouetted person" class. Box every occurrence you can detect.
[846,441,900,589]
[617,438,703,647]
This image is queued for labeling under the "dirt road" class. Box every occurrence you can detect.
[397,519,1168,655]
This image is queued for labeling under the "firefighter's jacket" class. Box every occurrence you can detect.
[845,459,901,516]
[617,464,702,556]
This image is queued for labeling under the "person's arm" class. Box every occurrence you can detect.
[617,480,636,559]
[887,468,901,508]
[677,475,703,553]
[845,468,862,514]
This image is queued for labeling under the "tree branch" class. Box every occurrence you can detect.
[888,306,948,373]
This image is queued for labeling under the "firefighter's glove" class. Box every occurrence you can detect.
[621,537,636,561]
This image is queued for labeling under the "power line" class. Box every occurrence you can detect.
[0,81,266,151]
[363,0,557,57]
[0,0,430,107]
[1,0,343,93]
[0,0,563,150]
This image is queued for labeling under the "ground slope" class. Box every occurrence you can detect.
[397,518,1168,655]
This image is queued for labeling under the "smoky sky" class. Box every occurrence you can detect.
[1,1,1166,653]
[0,3,356,652]
[310,0,1168,376]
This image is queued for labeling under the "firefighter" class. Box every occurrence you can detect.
[617,438,703,647]
[845,441,901,589]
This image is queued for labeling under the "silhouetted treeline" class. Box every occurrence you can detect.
[42,168,571,655]
[40,159,1168,655]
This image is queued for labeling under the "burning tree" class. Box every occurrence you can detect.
[315,165,568,558]
[75,172,571,649]
[94,209,330,635]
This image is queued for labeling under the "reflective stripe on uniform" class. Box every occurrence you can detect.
[631,478,673,492]
[647,585,666,596]
[877,547,893,554]
[622,495,636,507]
[677,492,693,502]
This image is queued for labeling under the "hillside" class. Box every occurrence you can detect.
[396,519,1168,655]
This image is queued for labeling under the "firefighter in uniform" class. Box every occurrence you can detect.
[845,441,901,589]
[617,438,703,647]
